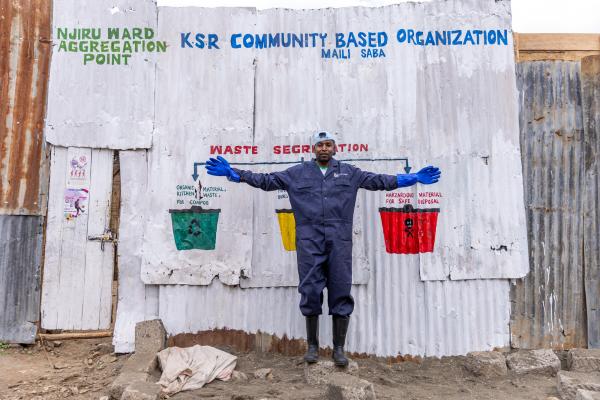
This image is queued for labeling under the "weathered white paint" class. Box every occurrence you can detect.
[139,1,528,285]
[118,148,512,354]
[45,0,528,355]
[44,0,157,149]
[140,7,257,285]
[113,151,159,353]
[156,261,511,357]
[151,173,502,356]
[41,146,114,330]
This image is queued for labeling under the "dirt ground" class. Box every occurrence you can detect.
[0,338,561,400]
[0,338,126,400]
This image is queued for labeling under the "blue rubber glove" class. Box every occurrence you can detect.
[205,156,241,182]
[396,174,418,187]
[416,166,441,184]
[396,166,441,187]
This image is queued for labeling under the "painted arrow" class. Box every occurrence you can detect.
[192,162,202,181]
[336,157,411,173]
[193,157,411,181]
[192,160,302,181]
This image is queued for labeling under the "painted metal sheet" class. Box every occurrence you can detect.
[140,7,257,285]
[510,61,587,349]
[141,1,528,287]
[157,269,510,357]
[0,0,51,215]
[44,0,157,149]
[107,1,523,354]
[113,150,159,353]
[118,148,512,355]
[581,55,600,348]
[41,146,115,330]
[0,215,43,343]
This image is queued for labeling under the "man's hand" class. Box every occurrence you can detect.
[415,166,441,184]
[205,156,241,182]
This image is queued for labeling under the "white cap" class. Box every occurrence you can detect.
[311,131,336,146]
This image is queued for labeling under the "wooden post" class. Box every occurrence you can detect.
[515,33,600,61]
[38,330,112,341]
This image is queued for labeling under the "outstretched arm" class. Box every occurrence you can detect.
[356,169,399,190]
[235,169,289,191]
[358,165,441,190]
[205,156,289,191]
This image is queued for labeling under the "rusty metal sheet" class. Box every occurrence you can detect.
[0,215,43,343]
[510,61,587,350]
[0,0,51,215]
[581,55,600,348]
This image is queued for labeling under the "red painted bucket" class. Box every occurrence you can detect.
[378,204,440,254]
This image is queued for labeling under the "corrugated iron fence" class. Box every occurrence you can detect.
[511,57,600,350]
[0,0,51,343]
[581,56,600,348]
[0,7,598,353]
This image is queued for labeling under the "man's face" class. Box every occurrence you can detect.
[314,140,335,163]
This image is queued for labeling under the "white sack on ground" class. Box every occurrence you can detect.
[157,345,237,395]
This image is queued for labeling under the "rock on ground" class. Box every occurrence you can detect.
[123,352,158,375]
[231,371,249,381]
[557,371,600,400]
[569,349,600,372]
[108,372,150,400]
[109,320,165,399]
[506,349,561,376]
[120,381,161,400]
[135,320,166,354]
[465,351,508,377]
[304,359,359,385]
[577,389,600,400]
[325,372,376,400]
[253,368,273,379]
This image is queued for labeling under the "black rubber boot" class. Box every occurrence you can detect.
[332,315,350,367]
[304,316,319,363]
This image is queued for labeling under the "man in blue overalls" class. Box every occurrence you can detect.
[205,132,440,366]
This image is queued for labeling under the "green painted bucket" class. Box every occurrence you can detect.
[169,206,221,251]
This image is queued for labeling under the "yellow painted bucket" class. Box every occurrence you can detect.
[276,209,296,251]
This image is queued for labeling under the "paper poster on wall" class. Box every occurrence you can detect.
[69,154,88,182]
[64,188,89,220]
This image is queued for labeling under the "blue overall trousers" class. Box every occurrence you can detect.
[235,159,398,317]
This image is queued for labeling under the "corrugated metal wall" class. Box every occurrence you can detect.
[0,216,43,343]
[510,61,587,349]
[158,277,510,358]
[0,0,594,355]
[119,150,511,357]
[154,58,598,356]
[0,0,51,343]
[0,0,51,215]
[107,2,521,356]
[581,55,600,348]
[44,0,156,149]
